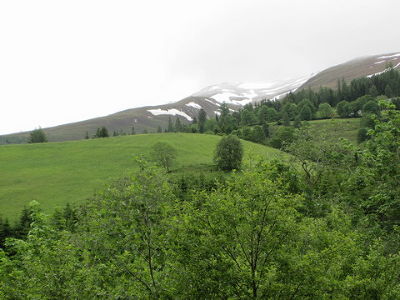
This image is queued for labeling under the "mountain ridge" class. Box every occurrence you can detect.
[2,51,400,143]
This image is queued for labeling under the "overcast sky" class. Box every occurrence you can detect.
[1,0,400,134]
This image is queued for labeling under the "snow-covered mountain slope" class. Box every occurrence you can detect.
[300,52,400,90]
[143,75,313,122]
[192,75,313,104]
[2,52,399,143]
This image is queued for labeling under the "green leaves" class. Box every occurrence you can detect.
[214,135,243,171]
[2,139,400,298]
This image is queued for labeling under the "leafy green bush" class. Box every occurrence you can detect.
[151,142,177,172]
[28,128,47,143]
[214,135,243,171]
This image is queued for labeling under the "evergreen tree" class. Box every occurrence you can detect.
[218,103,236,134]
[198,109,207,133]
[84,131,89,139]
[168,117,174,132]
[131,126,136,135]
[369,85,379,97]
[282,111,290,126]
[157,126,162,133]
[282,103,298,120]
[95,126,109,138]
[299,106,312,121]
[240,109,256,126]
[175,118,182,132]
[0,218,12,248]
[266,107,278,122]
[15,207,33,238]
[385,85,393,98]
[258,106,269,124]
[262,122,270,138]
[28,128,47,143]
[341,78,350,100]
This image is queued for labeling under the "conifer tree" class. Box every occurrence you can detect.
[385,85,393,98]
[198,109,207,133]
[168,117,174,132]
[282,111,290,126]
[175,118,182,132]
[299,106,312,121]
[262,122,270,138]
[28,128,47,143]
[369,85,379,97]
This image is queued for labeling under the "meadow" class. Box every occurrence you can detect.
[0,133,284,221]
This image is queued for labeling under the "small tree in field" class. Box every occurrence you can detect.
[151,142,177,172]
[214,135,243,171]
[95,126,109,138]
[28,128,47,143]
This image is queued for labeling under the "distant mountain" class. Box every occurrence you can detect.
[300,52,400,90]
[2,52,399,143]
[1,76,311,142]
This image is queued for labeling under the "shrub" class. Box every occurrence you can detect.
[151,142,177,172]
[214,135,243,171]
[28,128,48,143]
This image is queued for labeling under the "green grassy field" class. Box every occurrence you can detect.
[305,118,361,144]
[0,133,284,221]
[269,118,361,144]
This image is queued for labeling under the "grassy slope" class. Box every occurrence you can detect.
[304,118,360,144]
[0,133,284,221]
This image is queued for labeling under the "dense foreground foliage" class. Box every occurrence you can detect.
[1,106,400,298]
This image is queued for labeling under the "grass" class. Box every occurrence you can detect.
[304,118,361,144]
[0,133,285,221]
[268,118,361,145]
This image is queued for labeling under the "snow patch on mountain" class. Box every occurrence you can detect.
[147,109,193,121]
[205,99,220,106]
[368,61,400,78]
[210,93,253,106]
[378,53,400,59]
[193,74,314,106]
[185,102,202,109]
